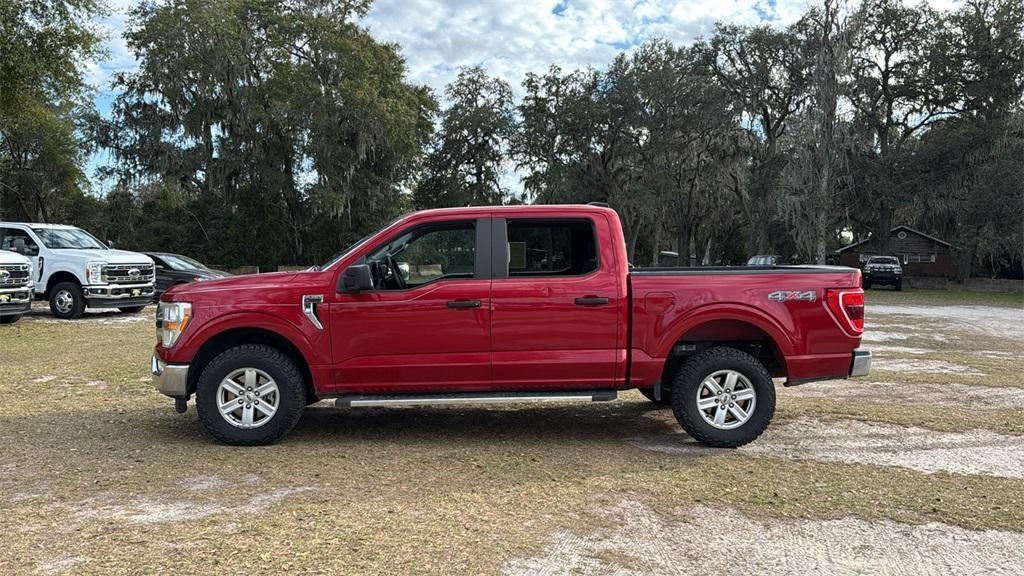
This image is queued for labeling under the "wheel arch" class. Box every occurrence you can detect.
[186,327,317,402]
[45,270,83,297]
[657,306,794,384]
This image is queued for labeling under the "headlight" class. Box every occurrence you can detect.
[86,261,105,284]
[156,301,192,347]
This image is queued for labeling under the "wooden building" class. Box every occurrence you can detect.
[837,226,956,278]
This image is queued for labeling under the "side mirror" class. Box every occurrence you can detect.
[339,264,373,292]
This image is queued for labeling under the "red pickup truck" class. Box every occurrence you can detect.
[152,205,870,447]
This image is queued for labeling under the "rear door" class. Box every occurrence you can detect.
[489,214,623,390]
[329,217,492,393]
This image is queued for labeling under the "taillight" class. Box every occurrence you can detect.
[826,288,864,336]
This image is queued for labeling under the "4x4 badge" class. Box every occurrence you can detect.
[768,290,816,302]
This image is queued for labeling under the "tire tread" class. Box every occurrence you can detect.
[195,344,306,446]
[670,347,775,448]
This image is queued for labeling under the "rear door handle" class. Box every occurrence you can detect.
[575,297,610,306]
[447,299,481,309]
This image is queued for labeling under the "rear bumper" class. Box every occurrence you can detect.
[850,348,872,377]
[152,355,190,397]
[783,348,871,386]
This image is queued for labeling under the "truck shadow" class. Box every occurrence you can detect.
[286,401,683,446]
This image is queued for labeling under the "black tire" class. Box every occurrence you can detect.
[49,281,86,319]
[895,281,902,291]
[863,279,872,289]
[670,347,775,448]
[638,386,672,406]
[0,314,22,324]
[118,305,147,313]
[196,344,306,446]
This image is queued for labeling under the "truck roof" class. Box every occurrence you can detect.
[411,204,617,218]
[0,222,79,229]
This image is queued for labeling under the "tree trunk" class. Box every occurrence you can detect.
[876,201,893,255]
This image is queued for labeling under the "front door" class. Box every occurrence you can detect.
[329,217,492,394]
[489,216,623,390]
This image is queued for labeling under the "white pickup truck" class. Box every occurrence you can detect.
[0,223,155,319]
[0,249,32,324]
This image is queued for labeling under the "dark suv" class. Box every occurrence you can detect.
[863,256,902,290]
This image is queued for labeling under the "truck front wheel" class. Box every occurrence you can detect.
[0,314,22,324]
[50,282,86,319]
[670,347,775,448]
[118,306,147,313]
[195,344,306,446]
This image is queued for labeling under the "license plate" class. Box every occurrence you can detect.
[0,294,9,303]
[132,289,141,297]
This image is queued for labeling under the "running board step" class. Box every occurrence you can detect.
[335,390,617,408]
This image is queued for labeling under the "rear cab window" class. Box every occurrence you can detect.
[504,219,598,277]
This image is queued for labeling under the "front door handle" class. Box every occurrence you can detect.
[447,299,481,309]
[575,296,610,306]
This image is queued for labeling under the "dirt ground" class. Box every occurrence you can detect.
[1,289,1022,575]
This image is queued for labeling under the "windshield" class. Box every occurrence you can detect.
[869,257,899,265]
[318,214,408,270]
[161,254,208,271]
[32,227,107,250]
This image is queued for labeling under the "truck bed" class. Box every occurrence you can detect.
[628,265,863,386]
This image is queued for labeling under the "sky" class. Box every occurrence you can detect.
[84,0,960,190]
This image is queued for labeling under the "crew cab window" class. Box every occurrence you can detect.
[506,219,597,277]
[366,221,476,289]
[1,228,39,256]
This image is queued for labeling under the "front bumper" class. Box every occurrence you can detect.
[86,284,155,308]
[850,349,872,377]
[0,286,32,316]
[865,272,900,282]
[152,355,190,397]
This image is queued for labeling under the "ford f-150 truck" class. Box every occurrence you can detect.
[0,249,33,324]
[0,223,155,319]
[152,205,870,447]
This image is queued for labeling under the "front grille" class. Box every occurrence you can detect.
[0,264,31,287]
[102,263,155,284]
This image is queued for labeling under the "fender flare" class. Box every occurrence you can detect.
[44,267,86,288]
[654,302,796,361]
[182,310,325,366]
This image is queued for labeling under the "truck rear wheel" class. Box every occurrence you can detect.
[670,347,775,448]
[50,281,85,319]
[195,344,306,446]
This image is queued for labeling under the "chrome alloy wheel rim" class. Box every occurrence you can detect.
[216,368,279,429]
[54,289,74,314]
[696,369,756,430]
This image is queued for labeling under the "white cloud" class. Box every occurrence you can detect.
[361,0,808,99]
[88,0,964,101]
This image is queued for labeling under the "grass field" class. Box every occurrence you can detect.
[1,289,1022,574]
